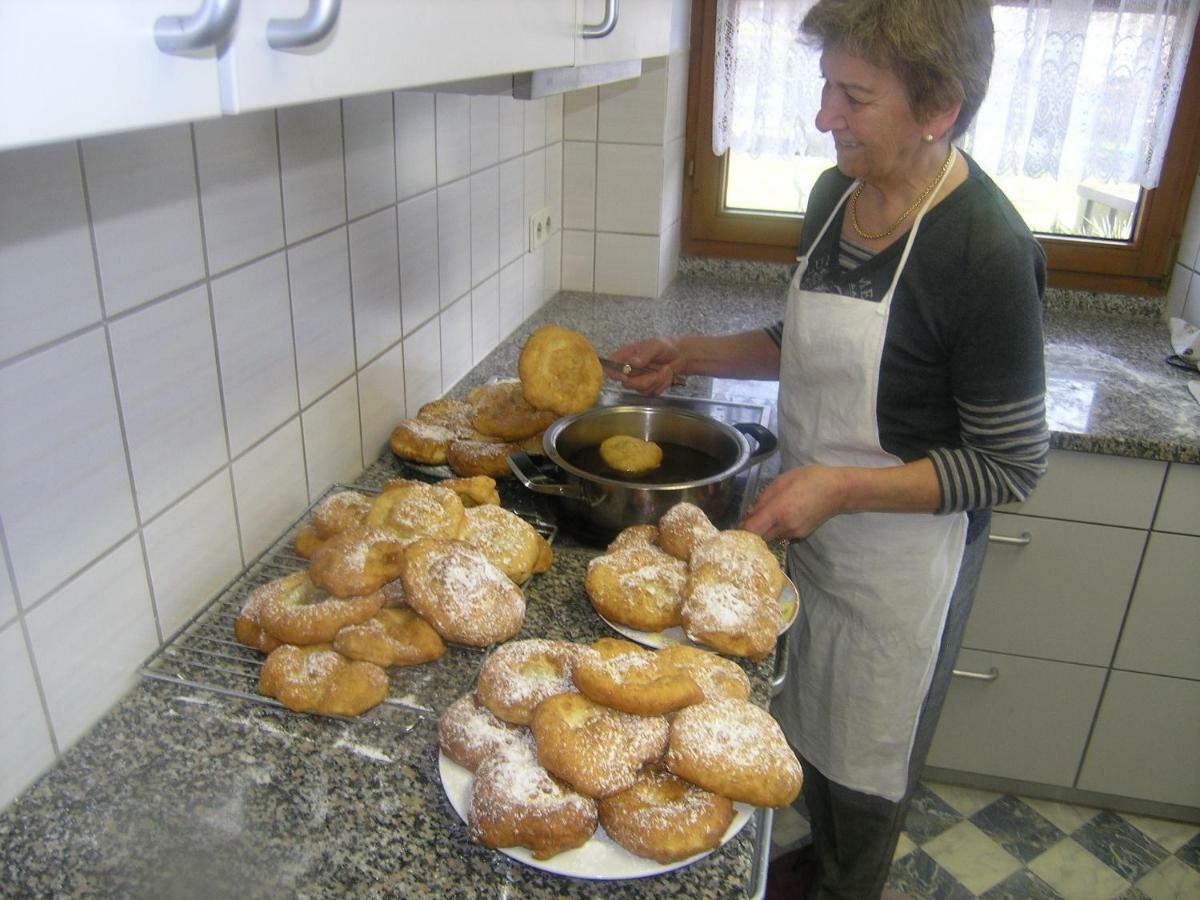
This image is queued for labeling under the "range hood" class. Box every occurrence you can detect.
[430,59,642,100]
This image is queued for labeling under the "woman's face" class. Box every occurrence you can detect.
[815,48,928,186]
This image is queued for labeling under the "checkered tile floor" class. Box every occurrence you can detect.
[770,781,1200,899]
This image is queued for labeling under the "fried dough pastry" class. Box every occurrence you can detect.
[469,738,599,860]
[689,529,785,598]
[366,480,465,542]
[599,770,734,864]
[255,570,384,645]
[530,692,669,799]
[440,475,501,507]
[307,525,411,599]
[388,418,455,465]
[666,698,803,808]
[233,580,284,654]
[680,574,778,661]
[332,606,445,668]
[458,505,542,583]
[475,639,581,726]
[416,398,478,438]
[446,439,522,478]
[531,533,553,574]
[437,692,527,772]
[572,638,702,716]
[471,381,558,441]
[607,524,659,553]
[400,538,525,647]
[657,502,720,563]
[517,325,603,416]
[257,643,389,717]
[657,645,751,702]
[293,490,374,559]
[599,434,663,475]
[585,544,688,632]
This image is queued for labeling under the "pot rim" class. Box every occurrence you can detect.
[541,404,753,490]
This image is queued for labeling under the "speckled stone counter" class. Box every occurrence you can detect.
[2,270,1196,898]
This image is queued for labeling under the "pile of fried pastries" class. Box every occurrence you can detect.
[389,325,603,477]
[586,502,786,660]
[233,476,552,717]
[438,636,803,863]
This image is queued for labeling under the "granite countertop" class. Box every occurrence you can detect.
[2,273,1196,898]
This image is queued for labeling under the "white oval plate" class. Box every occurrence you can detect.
[598,577,799,651]
[439,752,752,879]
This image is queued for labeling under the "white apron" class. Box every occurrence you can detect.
[774,155,967,802]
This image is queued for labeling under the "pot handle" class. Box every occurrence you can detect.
[507,452,586,500]
[734,422,778,468]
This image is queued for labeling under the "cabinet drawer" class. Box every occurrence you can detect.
[999,450,1164,529]
[1113,532,1200,680]
[926,650,1106,787]
[965,513,1145,665]
[1077,671,1200,808]
[1154,463,1200,536]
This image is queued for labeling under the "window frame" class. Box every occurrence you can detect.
[682,0,1200,296]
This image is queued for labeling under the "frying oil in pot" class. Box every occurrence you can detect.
[567,441,725,484]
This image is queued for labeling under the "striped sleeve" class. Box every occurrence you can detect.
[765,321,784,347]
[928,394,1049,512]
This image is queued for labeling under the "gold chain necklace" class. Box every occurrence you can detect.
[849,147,955,241]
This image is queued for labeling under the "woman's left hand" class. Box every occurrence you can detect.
[741,464,846,542]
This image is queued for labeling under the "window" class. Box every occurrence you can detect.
[683,0,1200,295]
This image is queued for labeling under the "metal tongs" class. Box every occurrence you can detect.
[598,356,687,386]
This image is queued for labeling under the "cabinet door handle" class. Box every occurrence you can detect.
[952,667,1000,681]
[581,0,620,38]
[155,0,240,53]
[988,531,1032,547]
[267,0,341,50]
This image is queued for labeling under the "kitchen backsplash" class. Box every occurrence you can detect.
[1169,172,1200,327]
[0,54,689,810]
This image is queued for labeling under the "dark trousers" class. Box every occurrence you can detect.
[795,512,991,899]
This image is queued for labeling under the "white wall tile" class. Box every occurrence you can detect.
[470,168,500,288]
[1183,270,1200,327]
[142,470,241,638]
[523,98,547,153]
[438,179,471,307]
[440,295,474,391]
[277,100,346,243]
[596,143,665,235]
[343,92,397,219]
[544,230,562,298]
[546,142,563,236]
[287,229,355,407]
[1,330,136,602]
[348,207,403,364]
[499,158,525,266]
[0,142,100,361]
[359,342,408,466]
[302,378,363,494]
[435,94,471,186]
[524,149,546,231]
[194,110,284,276]
[0,543,15,625]
[211,253,299,456]
[545,94,564,145]
[108,286,227,521]
[1177,174,1200,272]
[1166,262,1190,320]
[595,232,661,297]
[470,96,500,172]
[563,88,599,141]
[499,259,524,339]
[661,136,685,228]
[402,317,443,418]
[25,538,157,750]
[231,419,308,561]
[471,274,500,365]
[562,230,596,292]
[523,245,545,317]
[0,623,56,810]
[658,218,681,296]
[394,92,437,201]
[397,192,440,335]
[498,97,525,162]
[598,58,668,145]
[83,124,205,314]
[563,141,597,230]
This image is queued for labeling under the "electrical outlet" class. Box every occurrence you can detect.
[528,207,552,251]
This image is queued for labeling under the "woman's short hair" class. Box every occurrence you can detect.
[800,0,995,139]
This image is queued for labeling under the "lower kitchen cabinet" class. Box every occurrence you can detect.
[1113,532,1200,680]
[1077,671,1200,808]
[925,649,1107,787]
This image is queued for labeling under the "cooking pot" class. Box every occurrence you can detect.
[508,404,777,544]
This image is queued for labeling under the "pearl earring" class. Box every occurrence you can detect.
[923,133,934,143]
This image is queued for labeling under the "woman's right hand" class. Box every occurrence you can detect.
[606,337,685,397]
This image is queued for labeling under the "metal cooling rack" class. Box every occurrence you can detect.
[140,484,557,723]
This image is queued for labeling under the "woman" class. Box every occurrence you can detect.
[608,1,1048,896]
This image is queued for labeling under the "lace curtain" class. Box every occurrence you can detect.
[713,0,1199,189]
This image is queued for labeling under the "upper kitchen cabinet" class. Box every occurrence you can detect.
[220,1,577,114]
[575,0,675,65]
[0,0,228,152]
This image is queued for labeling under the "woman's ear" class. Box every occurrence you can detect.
[925,99,964,143]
